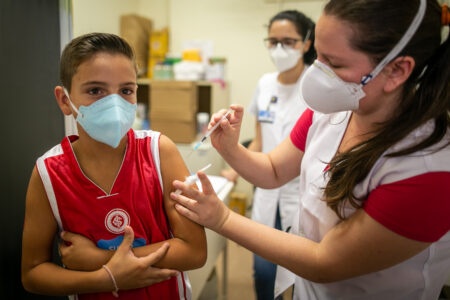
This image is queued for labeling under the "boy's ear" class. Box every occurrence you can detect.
[54,86,73,116]
[383,56,415,93]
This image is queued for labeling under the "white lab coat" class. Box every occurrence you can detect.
[248,70,308,230]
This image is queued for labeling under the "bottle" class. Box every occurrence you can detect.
[196,112,210,138]
[133,103,147,130]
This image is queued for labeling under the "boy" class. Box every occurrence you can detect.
[21,32,206,299]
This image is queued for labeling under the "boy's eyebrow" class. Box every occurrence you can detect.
[80,81,137,87]
[80,81,108,87]
[122,81,138,86]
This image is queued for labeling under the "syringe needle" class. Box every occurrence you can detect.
[187,109,233,156]
[203,109,233,139]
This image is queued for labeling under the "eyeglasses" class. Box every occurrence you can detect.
[264,38,302,49]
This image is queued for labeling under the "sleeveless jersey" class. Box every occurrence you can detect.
[36,130,190,300]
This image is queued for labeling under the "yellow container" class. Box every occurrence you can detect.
[228,192,247,216]
[182,48,202,62]
[149,27,169,57]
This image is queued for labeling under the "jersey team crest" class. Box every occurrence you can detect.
[105,208,130,234]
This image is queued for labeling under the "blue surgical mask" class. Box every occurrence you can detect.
[64,89,137,148]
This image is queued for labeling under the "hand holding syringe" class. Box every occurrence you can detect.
[174,163,212,195]
[192,109,233,151]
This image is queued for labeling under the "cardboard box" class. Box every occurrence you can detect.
[120,14,152,77]
[150,81,198,122]
[151,119,196,143]
[150,81,198,143]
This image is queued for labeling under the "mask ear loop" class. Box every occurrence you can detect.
[360,0,427,86]
[301,29,312,54]
[63,87,82,117]
[303,29,311,44]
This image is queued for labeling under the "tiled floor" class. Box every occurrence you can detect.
[195,196,296,300]
[217,240,256,300]
[197,239,255,300]
[198,205,294,300]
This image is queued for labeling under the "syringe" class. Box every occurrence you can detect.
[192,109,233,151]
[174,163,212,195]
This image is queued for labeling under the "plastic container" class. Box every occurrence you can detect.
[173,61,205,80]
[206,57,226,80]
[196,112,210,137]
[153,61,173,80]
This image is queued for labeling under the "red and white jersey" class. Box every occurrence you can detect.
[37,130,191,300]
[275,109,450,300]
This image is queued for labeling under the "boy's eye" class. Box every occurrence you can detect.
[88,88,102,95]
[121,88,134,95]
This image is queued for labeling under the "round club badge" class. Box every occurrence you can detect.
[105,208,130,234]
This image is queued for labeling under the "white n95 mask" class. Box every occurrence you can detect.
[300,60,366,114]
[269,43,302,73]
[64,89,137,148]
[300,0,426,114]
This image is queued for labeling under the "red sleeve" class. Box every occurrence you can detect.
[290,108,314,152]
[364,172,450,242]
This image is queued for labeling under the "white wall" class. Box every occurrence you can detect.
[72,0,325,141]
[72,0,138,36]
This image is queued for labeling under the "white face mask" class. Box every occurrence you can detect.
[269,43,302,73]
[300,0,426,114]
[301,60,366,114]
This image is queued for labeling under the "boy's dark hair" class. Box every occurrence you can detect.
[60,32,137,91]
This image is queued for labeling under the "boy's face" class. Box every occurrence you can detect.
[69,52,138,109]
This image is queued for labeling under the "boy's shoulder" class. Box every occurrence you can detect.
[133,129,160,140]
[38,136,74,161]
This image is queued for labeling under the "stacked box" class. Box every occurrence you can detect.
[150,81,198,143]
[120,14,152,77]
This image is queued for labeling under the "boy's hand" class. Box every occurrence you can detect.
[60,231,109,271]
[105,226,179,290]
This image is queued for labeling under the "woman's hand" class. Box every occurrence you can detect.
[105,226,179,291]
[209,104,244,157]
[171,171,231,233]
[59,231,110,271]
